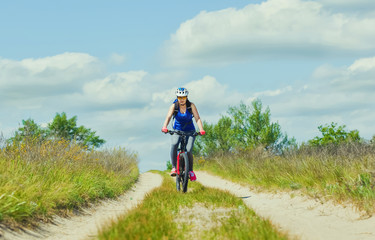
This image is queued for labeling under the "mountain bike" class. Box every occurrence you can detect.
[165,130,200,193]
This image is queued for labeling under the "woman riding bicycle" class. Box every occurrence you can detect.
[161,87,205,181]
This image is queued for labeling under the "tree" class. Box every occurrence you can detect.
[48,113,78,141]
[371,135,375,145]
[194,117,235,156]
[48,112,105,149]
[194,99,293,157]
[228,99,285,150]
[308,122,361,146]
[213,116,235,153]
[11,119,47,143]
[10,113,105,150]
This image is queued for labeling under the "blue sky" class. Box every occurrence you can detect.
[1,0,375,172]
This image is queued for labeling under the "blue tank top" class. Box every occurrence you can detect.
[173,109,195,131]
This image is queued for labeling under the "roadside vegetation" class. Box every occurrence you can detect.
[98,172,291,240]
[194,99,375,215]
[0,113,138,228]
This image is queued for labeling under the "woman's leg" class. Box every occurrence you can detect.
[170,134,181,168]
[186,134,196,171]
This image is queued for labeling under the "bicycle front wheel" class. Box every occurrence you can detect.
[180,152,190,193]
[176,153,183,191]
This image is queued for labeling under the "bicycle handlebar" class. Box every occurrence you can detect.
[163,130,201,136]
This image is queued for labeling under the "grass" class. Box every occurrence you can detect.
[98,172,291,240]
[196,143,375,215]
[0,138,139,228]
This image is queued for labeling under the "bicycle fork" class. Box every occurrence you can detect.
[176,152,181,175]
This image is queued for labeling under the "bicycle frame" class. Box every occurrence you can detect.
[176,152,182,175]
[164,130,199,192]
[176,133,188,175]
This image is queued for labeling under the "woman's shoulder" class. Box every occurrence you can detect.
[167,103,175,113]
[189,101,197,108]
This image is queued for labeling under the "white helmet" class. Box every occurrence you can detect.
[175,87,189,97]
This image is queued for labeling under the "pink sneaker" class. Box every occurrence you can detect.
[170,167,177,177]
[189,171,197,181]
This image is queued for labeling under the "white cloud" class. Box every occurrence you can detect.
[252,86,293,99]
[317,0,375,10]
[255,56,375,141]
[152,88,176,105]
[0,52,102,102]
[314,56,375,92]
[152,76,244,117]
[82,71,149,107]
[0,53,191,116]
[152,71,187,85]
[164,0,375,66]
[0,52,100,85]
[109,53,126,65]
[185,76,243,113]
[348,56,375,72]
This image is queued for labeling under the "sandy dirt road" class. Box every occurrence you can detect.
[2,171,375,240]
[0,172,163,240]
[196,171,375,240]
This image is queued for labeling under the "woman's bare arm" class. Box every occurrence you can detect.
[162,104,175,128]
[191,103,204,132]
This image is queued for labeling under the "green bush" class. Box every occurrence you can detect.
[194,99,295,157]
[308,122,361,147]
[11,112,105,150]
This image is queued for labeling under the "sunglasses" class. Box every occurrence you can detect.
[177,96,187,100]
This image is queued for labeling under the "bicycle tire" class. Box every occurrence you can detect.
[176,153,184,191]
[180,152,190,193]
[176,175,181,191]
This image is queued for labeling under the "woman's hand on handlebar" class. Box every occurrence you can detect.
[161,127,168,133]
[200,130,206,136]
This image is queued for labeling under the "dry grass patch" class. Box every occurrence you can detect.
[0,138,138,229]
[175,203,235,236]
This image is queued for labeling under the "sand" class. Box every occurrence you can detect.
[196,171,375,240]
